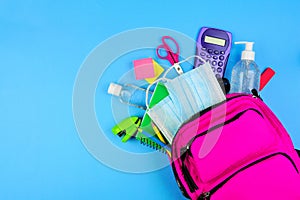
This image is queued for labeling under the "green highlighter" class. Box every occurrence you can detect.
[111,116,170,154]
[140,82,169,136]
[111,117,142,142]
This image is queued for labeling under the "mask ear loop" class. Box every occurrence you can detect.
[145,55,206,109]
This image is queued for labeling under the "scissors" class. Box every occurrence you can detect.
[156,36,184,75]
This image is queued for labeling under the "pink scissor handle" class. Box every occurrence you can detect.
[156,36,180,65]
[161,36,180,54]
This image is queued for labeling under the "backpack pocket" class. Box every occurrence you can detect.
[181,107,279,194]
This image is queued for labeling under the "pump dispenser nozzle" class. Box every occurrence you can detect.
[230,41,260,94]
[235,41,255,61]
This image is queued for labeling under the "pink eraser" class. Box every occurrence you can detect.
[133,58,155,80]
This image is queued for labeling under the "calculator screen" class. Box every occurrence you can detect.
[204,36,226,46]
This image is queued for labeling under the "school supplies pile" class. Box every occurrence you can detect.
[107,26,300,199]
[147,58,226,144]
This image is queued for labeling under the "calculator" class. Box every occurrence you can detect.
[194,27,232,78]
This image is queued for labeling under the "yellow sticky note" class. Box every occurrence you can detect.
[145,60,164,84]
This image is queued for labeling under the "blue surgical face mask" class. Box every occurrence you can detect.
[164,61,225,122]
[147,96,182,144]
[165,69,204,122]
[146,56,226,144]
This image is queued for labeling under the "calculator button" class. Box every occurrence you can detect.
[213,56,218,60]
[212,61,217,66]
[220,51,225,55]
[218,62,223,67]
[195,62,203,67]
[217,67,223,73]
[201,47,206,50]
[207,55,212,58]
[206,59,211,64]
[219,56,225,60]
[216,74,221,78]
[214,50,219,55]
[200,52,206,56]
[211,67,216,72]
[208,49,213,53]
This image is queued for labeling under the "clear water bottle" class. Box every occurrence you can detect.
[230,42,260,94]
[108,83,149,110]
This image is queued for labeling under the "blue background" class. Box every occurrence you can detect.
[1,0,300,199]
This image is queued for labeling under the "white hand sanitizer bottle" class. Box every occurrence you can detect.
[230,41,260,94]
[108,83,148,110]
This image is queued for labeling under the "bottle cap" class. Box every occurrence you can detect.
[235,41,255,61]
[108,83,122,96]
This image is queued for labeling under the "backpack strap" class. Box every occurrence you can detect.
[296,149,300,158]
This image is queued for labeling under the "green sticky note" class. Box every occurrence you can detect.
[140,82,169,135]
[149,82,169,108]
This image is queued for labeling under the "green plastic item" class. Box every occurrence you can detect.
[140,82,169,135]
[111,116,170,154]
[111,116,142,142]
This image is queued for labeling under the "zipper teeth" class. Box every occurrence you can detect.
[182,161,198,192]
[208,152,299,196]
[171,162,190,199]
[187,108,263,152]
[180,150,198,192]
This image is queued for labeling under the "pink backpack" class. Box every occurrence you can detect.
[171,94,300,200]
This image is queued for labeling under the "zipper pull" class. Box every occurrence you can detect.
[187,145,193,157]
[251,89,263,101]
[181,145,193,158]
[199,192,211,200]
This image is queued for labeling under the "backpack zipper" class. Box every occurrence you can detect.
[187,108,263,154]
[198,152,299,200]
[179,108,263,194]
[180,146,198,192]
[199,192,211,200]
[171,161,190,199]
